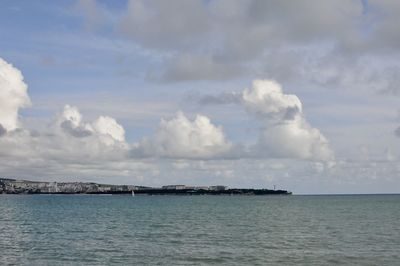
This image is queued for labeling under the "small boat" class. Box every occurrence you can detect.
[132,190,135,197]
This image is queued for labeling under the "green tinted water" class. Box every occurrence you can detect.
[1,195,399,265]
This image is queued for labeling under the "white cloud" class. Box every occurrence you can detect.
[0,104,130,182]
[130,80,333,162]
[2,2,400,193]
[257,115,333,161]
[59,104,83,127]
[0,56,397,192]
[243,80,302,119]
[58,104,93,138]
[0,57,31,131]
[244,80,333,162]
[188,79,334,161]
[92,115,125,142]
[58,105,126,144]
[133,112,233,159]
[197,79,334,161]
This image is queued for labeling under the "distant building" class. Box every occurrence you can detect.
[195,186,209,190]
[209,186,227,191]
[162,185,186,190]
[50,182,58,193]
[98,185,112,192]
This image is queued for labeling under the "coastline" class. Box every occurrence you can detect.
[0,178,291,195]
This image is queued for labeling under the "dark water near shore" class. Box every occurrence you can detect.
[1,194,399,265]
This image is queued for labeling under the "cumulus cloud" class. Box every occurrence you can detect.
[0,57,333,181]
[133,112,233,159]
[0,103,129,183]
[57,105,125,144]
[132,79,332,162]
[242,80,302,119]
[58,105,93,138]
[192,79,333,161]
[256,115,333,161]
[243,80,333,161]
[92,116,125,142]
[0,57,31,131]
[0,64,331,166]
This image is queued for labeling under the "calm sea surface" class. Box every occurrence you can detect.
[0,194,399,265]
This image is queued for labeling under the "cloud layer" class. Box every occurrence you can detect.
[0,56,332,166]
[1,1,399,193]
[113,0,361,82]
[1,53,398,192]
[71,0,400,98]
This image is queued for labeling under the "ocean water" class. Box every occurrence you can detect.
[0,195,399,265]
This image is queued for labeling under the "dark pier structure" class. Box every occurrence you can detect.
[129,188,291,196]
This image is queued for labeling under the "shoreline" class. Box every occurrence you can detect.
[0,178,291,195]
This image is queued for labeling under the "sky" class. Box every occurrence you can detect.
[1,0,400,194]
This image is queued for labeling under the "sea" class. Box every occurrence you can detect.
[0,194,399,265]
